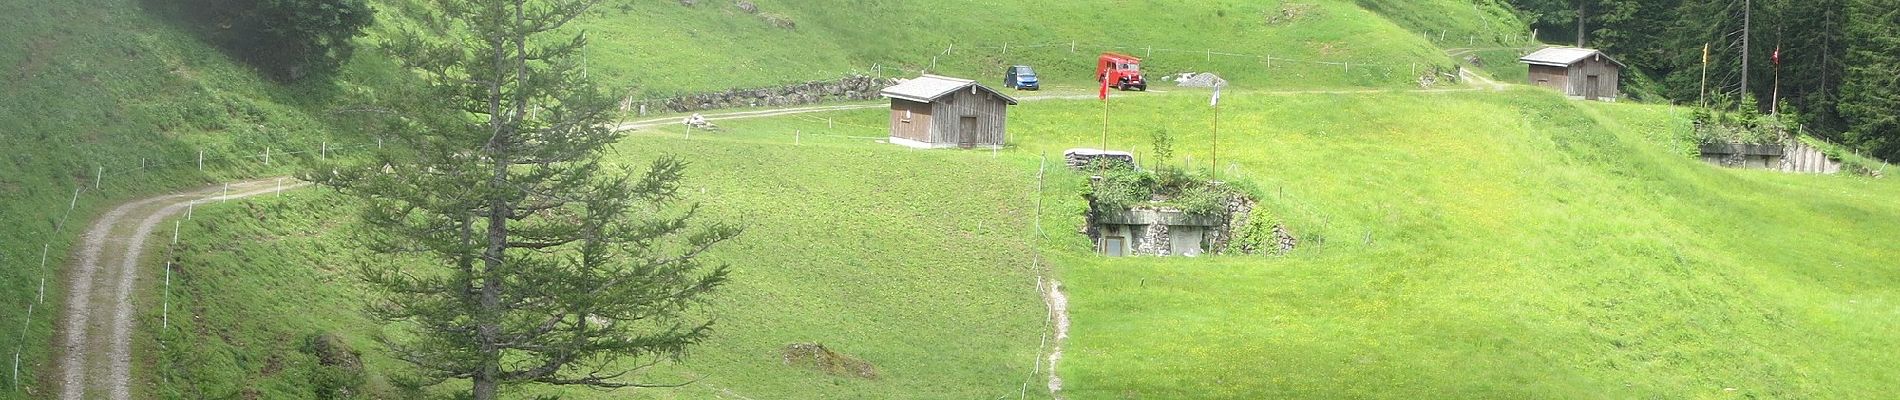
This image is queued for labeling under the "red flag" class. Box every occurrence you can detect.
[1099,72,1110,101]
[1772,47,1781,66]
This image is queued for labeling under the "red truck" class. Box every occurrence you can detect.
[1097,52,1148,91]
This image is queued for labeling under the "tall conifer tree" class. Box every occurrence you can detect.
[310,0,737,397]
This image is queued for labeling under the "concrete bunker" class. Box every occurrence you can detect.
[1094,208,1223,257]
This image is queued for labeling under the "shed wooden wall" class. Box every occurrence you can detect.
[889,99,933,142]
[925,88,1008,147]
[1564,57,1620,101]
[1528,65,1569,92]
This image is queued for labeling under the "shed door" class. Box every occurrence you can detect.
[959,116,978,148]
[1585,75,1600,100]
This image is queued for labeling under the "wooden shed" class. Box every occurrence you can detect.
[1519,47,1625,102]
[879,75,1018,149]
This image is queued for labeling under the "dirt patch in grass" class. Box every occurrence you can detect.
[14,36,58,78]
[781,343,877,379]
[1265,3,1316,26]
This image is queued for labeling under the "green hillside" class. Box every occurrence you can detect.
[560,0,1528,96]
[1011,90,1900,398]
[0,0,384,396]
[157,136,1050,399]
[11,0,1900,399]
[148,86,1900,399]
[0,0,1529,396]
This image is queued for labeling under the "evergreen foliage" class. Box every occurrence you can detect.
[307,0,735,398]
[1840,0,1900,160]
[1504,0,1899,160]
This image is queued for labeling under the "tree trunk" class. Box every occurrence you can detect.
[1575,1,1587,47]
[1741,0,1752,104]
[473,374,500,400]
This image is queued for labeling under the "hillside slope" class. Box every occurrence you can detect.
[1007,89,1900,398]
[149,85,1900,399]
[0,0,379,396]
[559,0,1526,96]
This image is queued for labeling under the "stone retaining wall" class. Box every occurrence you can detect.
[625,75,894,115]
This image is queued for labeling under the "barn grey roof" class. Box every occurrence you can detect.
[880,75,1020,105]
[1519,47,1626,68]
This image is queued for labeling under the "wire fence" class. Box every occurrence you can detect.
[5,138,376,394]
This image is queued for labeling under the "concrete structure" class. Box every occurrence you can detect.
[1520,47,1624,102]
[879,75,1018,149]
[1094,208,1223,257]
[1700,141,1843,174]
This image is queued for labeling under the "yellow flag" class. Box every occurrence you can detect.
[1702,43,1710,65]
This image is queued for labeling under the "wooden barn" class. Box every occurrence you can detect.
[1519,47,1625,102]
[879,75,1018,149]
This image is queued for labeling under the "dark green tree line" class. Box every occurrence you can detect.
[1507,0,1900,160]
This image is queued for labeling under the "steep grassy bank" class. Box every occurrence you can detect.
[0,0,384,396]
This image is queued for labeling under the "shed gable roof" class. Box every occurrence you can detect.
[1519,47,1626,68]
[880,75,1020,105]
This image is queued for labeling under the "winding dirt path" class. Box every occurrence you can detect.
[54,179,303,400]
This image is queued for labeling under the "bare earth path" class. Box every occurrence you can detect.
[54,179,304,400]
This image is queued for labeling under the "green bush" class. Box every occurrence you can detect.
[158,0,375,81]
[1152,165,1195,197]
[1228,206,1277,254]
[1087,160,1155,210]
[1175,185,1230,217]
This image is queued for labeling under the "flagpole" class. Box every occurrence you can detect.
[1212,88,1221,181]
[1772,47,1781,115]
[1699,43,1709,109]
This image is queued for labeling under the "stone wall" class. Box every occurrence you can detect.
[1136,223,1171,256]
[1698,141,1843,174]
[625,75,894,115]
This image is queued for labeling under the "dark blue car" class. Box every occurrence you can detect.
[1004,65,1040,90]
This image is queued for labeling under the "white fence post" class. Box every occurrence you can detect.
[38,244,49,304]
[264,147,271,166]
[162,260,170,331]
[94,166,102,190]
[197,150,204,172]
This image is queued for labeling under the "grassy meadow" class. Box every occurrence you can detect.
[150,86,1900,399]
[8,0,1899,398]
[1006,90,1900,398]
[155,131,1054,399]
[557,0,1530,96]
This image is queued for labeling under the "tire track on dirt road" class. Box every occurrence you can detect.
[56,179,304,400]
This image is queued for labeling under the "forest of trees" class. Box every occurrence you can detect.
[1508,0,1899,161]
